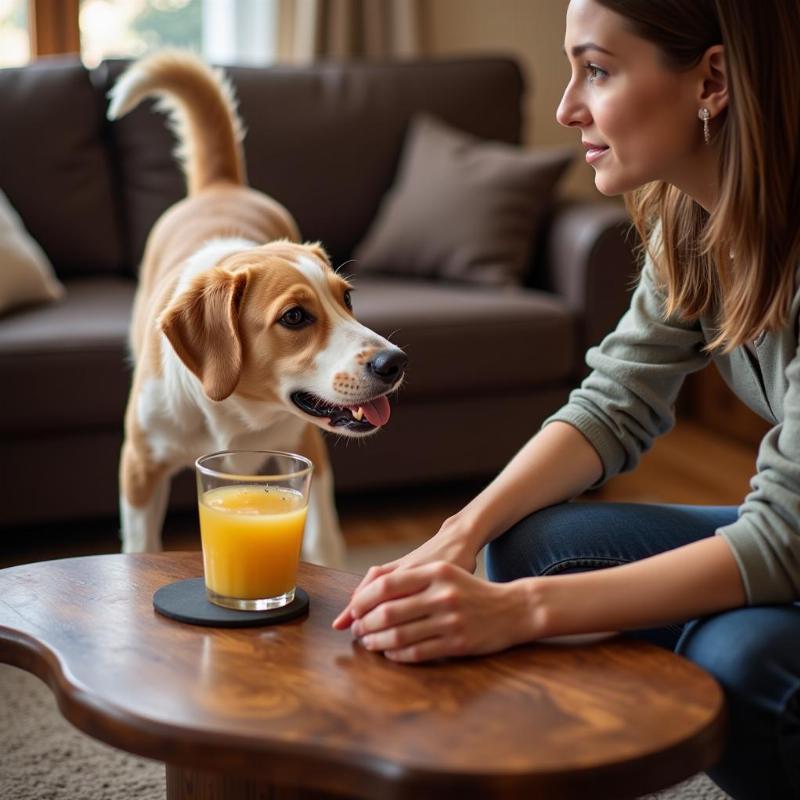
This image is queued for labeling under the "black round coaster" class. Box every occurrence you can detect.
[153,578,309,627]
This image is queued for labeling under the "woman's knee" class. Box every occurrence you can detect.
[487,502,734,585]
[486,502,603,582]
[677,607,800,799]
[676,607,800,697]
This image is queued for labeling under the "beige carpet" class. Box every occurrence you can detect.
[0,665,164,800]
[0,664,730,800]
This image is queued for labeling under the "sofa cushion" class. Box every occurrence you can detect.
[0,277,134,436]
[0,273,573,436]
[0,59,124,278]
[348,277,576,399]
[0,190,65,316]
[93,57,525,272]
[353,115,573,287]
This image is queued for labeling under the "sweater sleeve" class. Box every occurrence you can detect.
[543,251,711,486]
[717,344,800,604]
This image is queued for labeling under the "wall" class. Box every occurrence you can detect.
[421,0,599,200]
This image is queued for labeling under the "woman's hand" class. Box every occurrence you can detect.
[332,518,481,631]
[337,561,543,663]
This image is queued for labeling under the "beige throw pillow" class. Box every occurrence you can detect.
[0,190,64,316]
[353,114,574,286]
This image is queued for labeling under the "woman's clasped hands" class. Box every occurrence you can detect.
[331,527,544,663]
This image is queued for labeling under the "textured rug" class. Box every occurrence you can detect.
[0,664,730,799]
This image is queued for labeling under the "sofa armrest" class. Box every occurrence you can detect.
[538,200,639,370]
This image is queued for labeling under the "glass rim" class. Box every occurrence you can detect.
[195,450,314,482]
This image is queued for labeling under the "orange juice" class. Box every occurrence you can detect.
[198,484,307,600]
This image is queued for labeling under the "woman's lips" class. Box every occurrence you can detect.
[585,146,609,164]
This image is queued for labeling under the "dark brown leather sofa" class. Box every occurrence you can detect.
[0,55,636,529]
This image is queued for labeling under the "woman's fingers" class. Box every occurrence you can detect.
[332,528,479,631]
[383,636,458,664]
[350,567,527,663]
[355,562,398,594]
[351,593,432,638]
[331,563,398,629]
[331,609,354,630]
[359,613,453,654]
[332,604,362,630]
[345,564,439,623]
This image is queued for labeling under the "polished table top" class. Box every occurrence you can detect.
[0,552,726,799]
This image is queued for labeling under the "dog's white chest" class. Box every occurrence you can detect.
[137,376,308,465]
[138,376,212,463]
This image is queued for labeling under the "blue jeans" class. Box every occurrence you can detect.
[485,502,800,800]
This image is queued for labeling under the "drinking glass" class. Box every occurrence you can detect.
[195,450,313,610]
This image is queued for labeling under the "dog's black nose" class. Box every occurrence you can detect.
[368,349,407,384]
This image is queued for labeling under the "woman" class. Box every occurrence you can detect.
[333,1,800,797]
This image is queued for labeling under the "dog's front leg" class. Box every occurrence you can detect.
[119,442,171,553]
[120,478,170,553]
[303,465,346,569]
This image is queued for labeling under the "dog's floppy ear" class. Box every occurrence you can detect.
[305,241,331,265]
[159,268,248,401]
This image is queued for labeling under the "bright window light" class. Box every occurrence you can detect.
[79,0,277,68]
[0,0,29,68]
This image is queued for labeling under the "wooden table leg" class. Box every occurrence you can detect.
[166,765,352,800]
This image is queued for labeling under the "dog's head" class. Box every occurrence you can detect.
[158,240,406,436]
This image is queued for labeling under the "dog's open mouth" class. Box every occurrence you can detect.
[290,391,391,432]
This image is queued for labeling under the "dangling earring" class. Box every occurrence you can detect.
[698,107,711,144]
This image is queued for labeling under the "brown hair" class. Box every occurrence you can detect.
[596,0,800,352]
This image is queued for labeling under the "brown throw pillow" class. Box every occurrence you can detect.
[352,114,574,286]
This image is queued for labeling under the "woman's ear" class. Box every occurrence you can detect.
[699,44,728,117]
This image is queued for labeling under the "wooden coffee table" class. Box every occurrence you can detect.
[0,553,725,799]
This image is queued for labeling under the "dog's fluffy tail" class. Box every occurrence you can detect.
[107,50,245,195]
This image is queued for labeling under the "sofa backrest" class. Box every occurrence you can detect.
[0,57,125,278]
[92,56,525,272]
[0,56,525,277]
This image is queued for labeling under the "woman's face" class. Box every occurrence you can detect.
[558,0,706,196]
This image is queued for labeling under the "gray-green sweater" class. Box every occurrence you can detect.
[545,250,800,605]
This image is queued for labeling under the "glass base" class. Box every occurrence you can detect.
[206,586,295,611]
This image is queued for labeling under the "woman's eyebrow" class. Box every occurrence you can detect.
[563,42,616,58]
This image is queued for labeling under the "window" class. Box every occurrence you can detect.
[79,0,277,68]
[80,0,203,68]
[0,0,29,67]
[202,0,277,66]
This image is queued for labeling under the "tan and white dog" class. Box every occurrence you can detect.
[108,51,406,566]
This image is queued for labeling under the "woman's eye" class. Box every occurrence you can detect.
[343,290,353,311]
[280,307,312,328]
[584,63,608,84]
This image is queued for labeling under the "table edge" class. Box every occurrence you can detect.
[0,618,728,799]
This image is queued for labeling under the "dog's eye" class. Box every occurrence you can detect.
[343,290,353,311]
[280,306,312,328]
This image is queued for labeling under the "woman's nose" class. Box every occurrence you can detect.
[556,84,589,129]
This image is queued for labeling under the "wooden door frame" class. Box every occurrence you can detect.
[29,0,80,57]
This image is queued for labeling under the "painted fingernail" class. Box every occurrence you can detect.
[361,635,374,649]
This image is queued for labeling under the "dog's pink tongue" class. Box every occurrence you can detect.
[351,396,391,427]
